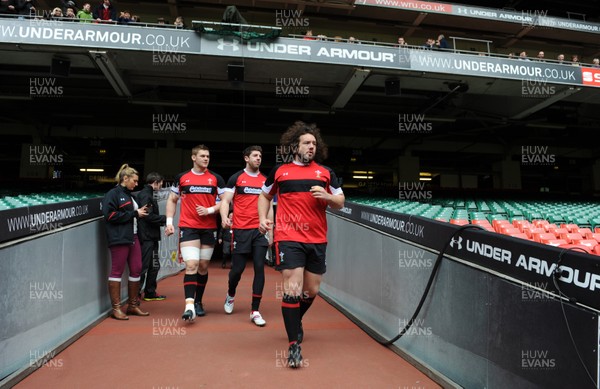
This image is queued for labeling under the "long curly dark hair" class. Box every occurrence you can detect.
[280,121,328,163]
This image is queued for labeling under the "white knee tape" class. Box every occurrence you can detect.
[199,247,214,260]
[181,246,200,261]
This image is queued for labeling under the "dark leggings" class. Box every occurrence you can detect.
[228,245,268,297]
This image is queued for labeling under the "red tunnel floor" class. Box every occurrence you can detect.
[16,261,441,389]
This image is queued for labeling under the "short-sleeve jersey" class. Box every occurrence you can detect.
[171,169,226,229]
[224,169,266,230]
[262,160,343,244]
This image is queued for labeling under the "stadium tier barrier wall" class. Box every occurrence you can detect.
[322,202,599,389]
[0,190,183,384]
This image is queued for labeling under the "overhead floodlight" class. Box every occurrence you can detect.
[89,50,131,97]
[332,68,370,109]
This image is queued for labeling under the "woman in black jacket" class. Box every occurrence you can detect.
[102,164,150,320]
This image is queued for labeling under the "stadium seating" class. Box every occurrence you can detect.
[0,193,101,209]
[349,196,600,254]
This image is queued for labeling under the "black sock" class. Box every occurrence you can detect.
[195,273,208,303]
[251,294,262,312]
[299,296,315,319]
[183,274,197,300]
[281,294,300,343]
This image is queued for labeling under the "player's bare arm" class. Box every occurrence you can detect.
[310,186,345,210]
[258,192,273,233]
[165,191,180,236]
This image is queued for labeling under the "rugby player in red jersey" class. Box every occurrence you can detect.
[165,144,226,322]
[220,145,273,326]
[258,122,345,368]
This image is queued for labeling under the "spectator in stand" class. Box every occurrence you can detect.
[64,6,76,20]
[557,54,565,64]
[435,34,449,50]
[174,16,186,28]
[317,34,327,41]
[1,0,16,16]
[592,58,600,68]
[536,51,545,61]
[60,0,77,15]
[571,54,580,66]
[507,52,515,59]
[396,37,408,46]
[348,36,357,44]
[422,38,435,49]
[93,0,116,23]
[156,17,166,25]
[77,2,93,22]
[15,0,35,17]
[303,30,316,40]
[117,10,131,24]
[47,7,62,20]
[518,51,530,61]
[130,14,140,23]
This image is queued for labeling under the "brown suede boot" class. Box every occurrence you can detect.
[126,281,149,316]
[108,281,129,320]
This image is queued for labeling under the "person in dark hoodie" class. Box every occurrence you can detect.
[93,0,116,23]
[102,164,150,320]
[135,172,167,301]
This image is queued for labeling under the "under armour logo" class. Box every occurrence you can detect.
[279,252,285,262]
[233,241,237,249]
[208,178,213,185]
[282,172,289,176]
[217,38,240,51]
[315,170,322,178]
[449,236,463,250]
[120,197,126,201]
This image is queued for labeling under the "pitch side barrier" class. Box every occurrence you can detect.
[1,18,600,88]
[324,202,599,388]
[329,202,600,312]
[0,198,103,244]
[0,192,183,386]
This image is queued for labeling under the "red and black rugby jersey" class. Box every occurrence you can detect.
[262,161,343,243]
[171,169,226,229]
[224,169,266,229]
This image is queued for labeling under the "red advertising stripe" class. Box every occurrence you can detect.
[357,0,452,13]
[581,67,600,87]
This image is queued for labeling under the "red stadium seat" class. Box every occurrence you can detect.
[543,239,569,247]
[508,232,530,240]
[533,220,549,229]
[559,232,584,243]
[578,228,592,237]
[450,219,469,225]
[492,219,510,231]
[525,228,545,240]
[588,233,600,243]
[562,223,579,233]
[512,219,530,230]
[548,227,568,236]
[543,223,558,232]
[536,233,559,243]
[594,245,600,256]
[572,239,598,249]
[558,244,592,254]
